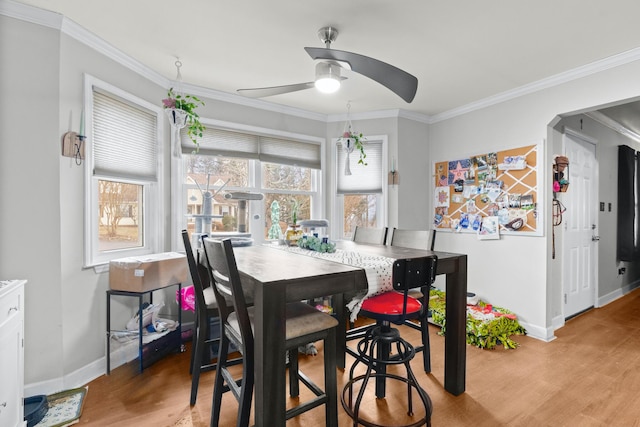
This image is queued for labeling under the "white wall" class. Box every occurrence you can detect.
[428,62,640,340]
[0,15,65,389]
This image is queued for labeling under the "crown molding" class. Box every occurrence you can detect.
[0,0,61,28]
[431,47,640,124]
[176,81,328,122]
[326,108,430,124]
[62,16,169,88]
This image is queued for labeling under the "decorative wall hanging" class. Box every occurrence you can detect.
[162,60,205,157]
[61,109,85,165]
[433,143,541,236]
[337,102,366,175]
[553,154,570,193]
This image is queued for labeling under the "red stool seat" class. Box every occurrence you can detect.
[361,291,422,319]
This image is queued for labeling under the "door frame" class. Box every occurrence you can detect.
[561,127,599,318]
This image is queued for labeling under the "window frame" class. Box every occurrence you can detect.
[331,135,388,240]
[84,75,165,268]
[171,118,324,249]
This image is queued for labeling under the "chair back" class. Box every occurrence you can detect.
[201,237,254,356]
[389,228,436,251]
[352,226,388,245]
[392,256,438,293]
[181,230,212,322]
[390,256,438,321]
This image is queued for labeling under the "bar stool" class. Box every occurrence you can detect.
[342,256,437,427]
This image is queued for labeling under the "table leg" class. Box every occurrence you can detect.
[444,255,467,395]
[254,283,287,427]
[332,292,346,369]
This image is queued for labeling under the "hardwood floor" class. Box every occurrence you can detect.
[78,288,640,426]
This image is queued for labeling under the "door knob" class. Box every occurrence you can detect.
[592,236,600,241]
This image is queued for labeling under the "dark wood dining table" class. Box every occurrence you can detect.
[201,241,467,427]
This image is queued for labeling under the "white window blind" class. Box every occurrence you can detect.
[182,127,259,159]
[260,136,321,169]
[182,127,321,169]
[337,140,383,194]
[93,91,158,181]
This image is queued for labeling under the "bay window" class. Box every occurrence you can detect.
[178,124,322,246]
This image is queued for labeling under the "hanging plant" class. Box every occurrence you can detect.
[339,130,367,165]
[162,87,205,148]
[338,102,366,175]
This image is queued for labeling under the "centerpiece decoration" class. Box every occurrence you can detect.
[298,235,336,253]
[285,199,304,245]
[338,102,366,175]
[162,60,205,156]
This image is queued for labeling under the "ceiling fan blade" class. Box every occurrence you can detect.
[237,82,315,98]
[305,47,418,103]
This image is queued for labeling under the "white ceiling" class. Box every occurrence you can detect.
[11,0,640,120]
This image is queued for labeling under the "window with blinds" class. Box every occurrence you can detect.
[337,140,383,194]
[181,127,321,169]
[93,90,158,181]
[85,77,163,267]
[333,137,386,240]
[179,126,322,245]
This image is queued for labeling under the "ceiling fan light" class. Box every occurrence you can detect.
[315,62,341,93]
[315,77,340,93]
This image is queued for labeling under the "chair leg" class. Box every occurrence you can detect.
[420,316,431,373]
[190,317,206,406]
[189,311,197,375]
[210,337,229,427]
[288,349,300,398]
[237,344,254,427]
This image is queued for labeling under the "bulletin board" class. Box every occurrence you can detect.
[433,144,541,237]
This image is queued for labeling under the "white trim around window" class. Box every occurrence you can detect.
[83,74,165,269]
[330,135,388,240]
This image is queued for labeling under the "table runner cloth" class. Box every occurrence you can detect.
[267,244,394,321]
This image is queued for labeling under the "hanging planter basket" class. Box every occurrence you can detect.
[342,137,355,175]
[165,108,188,130]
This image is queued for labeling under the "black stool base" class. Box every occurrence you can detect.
[342,325,432,427]
[342,372,432,427]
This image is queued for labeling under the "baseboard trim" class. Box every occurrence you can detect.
[25,357,105,397]
[25,321,195,397]
[598,280,640,307]
[519,321,556,342]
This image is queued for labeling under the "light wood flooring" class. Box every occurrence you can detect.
[77,288,640,426]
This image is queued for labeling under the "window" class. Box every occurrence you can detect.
[178,124,322,246]
[333,137,387,239]
[84,76,163,267]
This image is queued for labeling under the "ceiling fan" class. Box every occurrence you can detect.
[237,26,418,103]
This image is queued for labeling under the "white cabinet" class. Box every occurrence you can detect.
[0,280,25,427]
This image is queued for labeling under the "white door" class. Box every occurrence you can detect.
[562,130,598,318]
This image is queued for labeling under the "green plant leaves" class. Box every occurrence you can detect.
[429,289,527,350]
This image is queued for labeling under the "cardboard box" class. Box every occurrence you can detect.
[109,252,188,293]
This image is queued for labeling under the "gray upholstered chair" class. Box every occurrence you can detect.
[351,225,388,245]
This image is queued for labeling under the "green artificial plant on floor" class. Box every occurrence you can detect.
[428,288,527,350]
